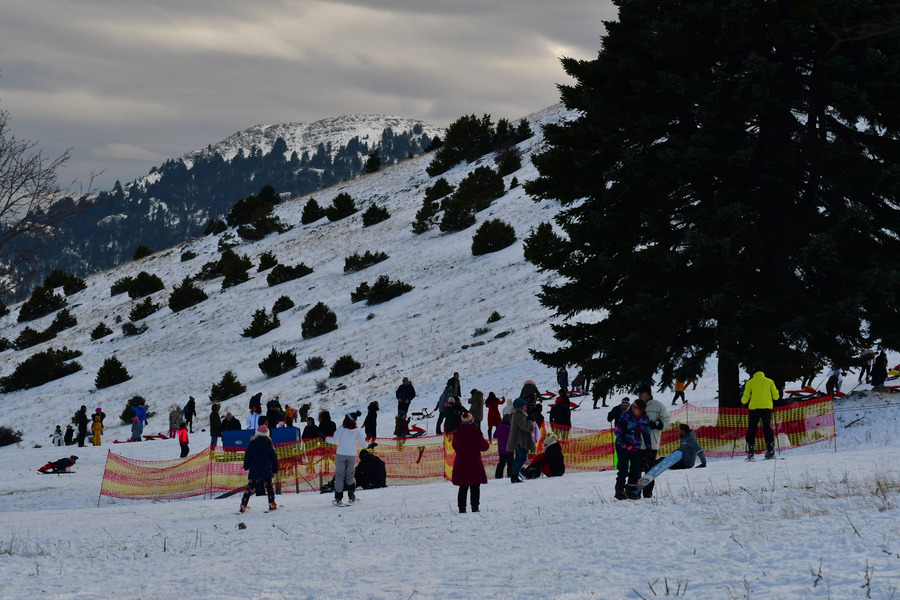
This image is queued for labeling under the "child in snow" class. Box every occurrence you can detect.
[91,411,104,446]
[492,415,513,479]
[325,411,370,505]
[239,425,280,513]
[614,397,651,500]
[131,417,143,442]
[177,421,190,457]
[50,425,63,446]
[363,401,379,443]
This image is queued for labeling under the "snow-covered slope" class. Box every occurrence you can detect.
[0,103,574,445]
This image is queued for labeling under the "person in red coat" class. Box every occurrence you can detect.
[451,412,490,513]
[484,392,505,439]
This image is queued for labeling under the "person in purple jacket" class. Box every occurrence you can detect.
[492,414,513,479]
[451,412,490,513]
[614,397,652,500]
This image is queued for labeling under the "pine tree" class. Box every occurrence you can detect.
[525,0,900,407]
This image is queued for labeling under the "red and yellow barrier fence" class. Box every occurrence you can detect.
[99,396,835,502]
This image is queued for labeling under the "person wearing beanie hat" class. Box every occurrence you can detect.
[326,410,372,505]
[239,424,279,513]
[441,395,464,435]
[451,411,490,513]
[64,424,75,446]
[636,382,670,498]
[615,397,652,500]
[522,433,565,478]
[130,416,143,443]
[90,409,104,446]
[506,395,536,483]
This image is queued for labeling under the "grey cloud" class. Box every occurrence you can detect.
[0,0,614,189]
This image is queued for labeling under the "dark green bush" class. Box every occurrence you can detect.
[196,249,251,282]
[258,251,278,271]
[17,286,66,323]
[129,297,161,321]
[111,277,133,296]
[0,338,10,351]
[305,356,325,372]
[181,250,198,262]
[439,196,478,232]
[204,218,227,236]
[353,275,414,306]
[472,219,517,256]
[325,192,358,222]
[242,309,280,338]
[523,222,566,271]
[0,425,23,447]
[0,300,8,317]
[350,281,371,303]
[127,271,165,299]
[0,347,83,392]
[452,166,505,212]
[495,147,522,176]
[427,114,496,176]
[487,311,503,324]
[91,322,113,340]
[43,269,87,296]
[267,263,313,286]
[272,295,294,314]
[210,370,246,401]
[95,355,132,389]
[425,178,454,203]
[49,308,77,333]
[343,250,389,273]
[301,302,338,339]
[237,214,289,241]
[301,198,325,224]
[14,326,55,350]
[330,354,361,378]
[412,199,437,234]
[168,277,208,312]
[225,192,276,227]
[121,321,149,336]
[259,347,298,378]
[133,245,153,260]
[362,204,390,227]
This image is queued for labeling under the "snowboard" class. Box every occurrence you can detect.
[635,450,682,490]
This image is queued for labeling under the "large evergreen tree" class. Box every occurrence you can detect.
[526,0,900,407]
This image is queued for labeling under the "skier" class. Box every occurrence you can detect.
[740,368,780,460]
[451,412,490,513]
[239,425,279,513]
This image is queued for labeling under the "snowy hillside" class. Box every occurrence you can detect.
[1,103,899,599]
[0,103,575,445]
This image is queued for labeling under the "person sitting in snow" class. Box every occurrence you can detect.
[668,424,707,469]
[522,433,566,478]
[355,449,387,489]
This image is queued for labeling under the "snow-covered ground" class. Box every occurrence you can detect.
[0,390,898,600]
[1,103,898,598]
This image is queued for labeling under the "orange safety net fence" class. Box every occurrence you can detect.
[100,397,835,501]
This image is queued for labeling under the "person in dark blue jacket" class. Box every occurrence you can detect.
[614,397,651,500]
[239,425,280,513]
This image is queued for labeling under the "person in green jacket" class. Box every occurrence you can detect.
[740,369,780,460]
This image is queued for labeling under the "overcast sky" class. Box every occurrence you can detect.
[0,0,615,191]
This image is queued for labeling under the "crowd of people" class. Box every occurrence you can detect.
[56,355,891,507]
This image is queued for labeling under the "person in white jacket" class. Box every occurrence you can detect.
[326,411,371,505]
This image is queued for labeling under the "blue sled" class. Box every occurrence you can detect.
[636,450,682,490]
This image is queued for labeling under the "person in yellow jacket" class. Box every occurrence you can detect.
[91,412,104,446]
[740,369,780,460]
